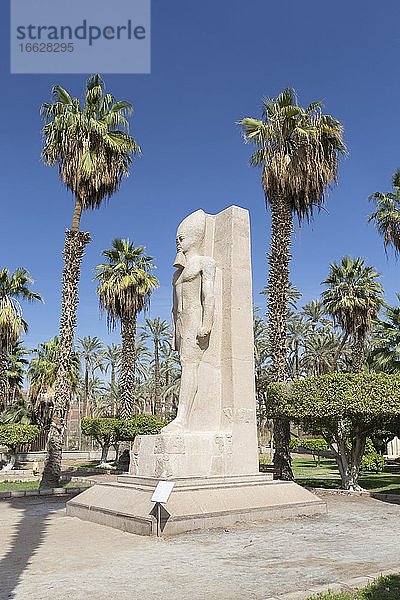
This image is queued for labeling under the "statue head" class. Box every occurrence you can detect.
[174,209,206,267]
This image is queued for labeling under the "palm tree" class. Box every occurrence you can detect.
[369,170,400,255]
[239,88,346,479]
[40,75,140,487]
[261,282,302,311]
[102,344,121,387]
[95,239,158,419]
[0,268,42,406]
[369,296,400,373]
[160,344,180,420]
[143,318,171,417]
[4,342,29,408]
[322,257,384,372]
[286,313,310,379]
[28,337,80,430]
[77,336,103,418]
[301,299,332,330]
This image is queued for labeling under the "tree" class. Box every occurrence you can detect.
[301,299,331,331]
[369,297,400,373]
[0,268,42,408]
[143,318,171,417]
[81,415,164,465]
[102,344,121,387]
[239,88,346,479]
[269,373,400,490]
[369,170,400,255]
[322,257,384,372]
[40,75,140,487]
[0,424,39,471]
[28,337,80,430]
[286,313,310,378]
[4,342,29,407]
[81,417,120,465]
[95,239,159,419]
[77,336,103,418]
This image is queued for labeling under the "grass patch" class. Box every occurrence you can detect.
[291,456,400,494]
[0,480,39,491]
[307,574,400,599]
[0,479,91,492]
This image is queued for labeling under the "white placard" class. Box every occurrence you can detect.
[151,481,175,504]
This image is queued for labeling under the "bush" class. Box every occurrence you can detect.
[0,424,40,470]
[0,424,40,452]
[117,415,164,441]
[361,438,385,473]
[81,417,120,440]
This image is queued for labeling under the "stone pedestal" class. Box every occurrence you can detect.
[129,431,257,479]
[66,475,326,536]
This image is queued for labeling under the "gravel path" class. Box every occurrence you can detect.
[1,494,399,599]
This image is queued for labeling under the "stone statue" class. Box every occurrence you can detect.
[68,206,326,536]
[162,210,216,433]
[129,206,260,478]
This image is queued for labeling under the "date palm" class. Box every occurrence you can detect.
[0,268,42,408]
[4,342,29,407]
[239,88,346,479]
[28,337,80,430]
[95,239,158,419]
[102,344,121,387]
[40,74,140,487]
[144,318,171,417]
[77,336,103,418]
[286,313,310,378]
[369,296,400,373]
[322,257,384,372]
[369,170,400,255]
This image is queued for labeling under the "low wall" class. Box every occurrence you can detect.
[1,450,117,470]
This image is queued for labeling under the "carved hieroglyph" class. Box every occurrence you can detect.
[130,206,259,478]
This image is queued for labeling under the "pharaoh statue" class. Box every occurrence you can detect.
[162,209,216,433]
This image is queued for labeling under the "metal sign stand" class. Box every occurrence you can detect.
[150,481,175,537]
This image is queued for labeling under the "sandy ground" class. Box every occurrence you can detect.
[0,494,399,600]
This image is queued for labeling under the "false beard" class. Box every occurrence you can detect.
[173,250,186,269]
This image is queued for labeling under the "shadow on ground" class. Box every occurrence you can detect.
[0,496,67,599]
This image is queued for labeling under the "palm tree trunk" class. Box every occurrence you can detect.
[333,331,349,369]
[83,361,89,418]
[268,195,294,481]
[352,332,365,373]
[119,314,136,419]
[0,349,7,410]
[40,226,90,488]
[154,339,162,417]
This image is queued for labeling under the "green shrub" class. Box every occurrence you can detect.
[361,438,385,473]
[289,437,299,450]
[0,424,40,453]
[117,414,164,441]
[81,417,120,439]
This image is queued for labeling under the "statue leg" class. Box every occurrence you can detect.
[162,361,199,433]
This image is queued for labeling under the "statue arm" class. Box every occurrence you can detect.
[198,258,216,338]
[171,271,179,351]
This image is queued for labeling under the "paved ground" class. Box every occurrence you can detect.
[0,494,400,600]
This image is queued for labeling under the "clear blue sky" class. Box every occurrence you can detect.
[1,0,400,350]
